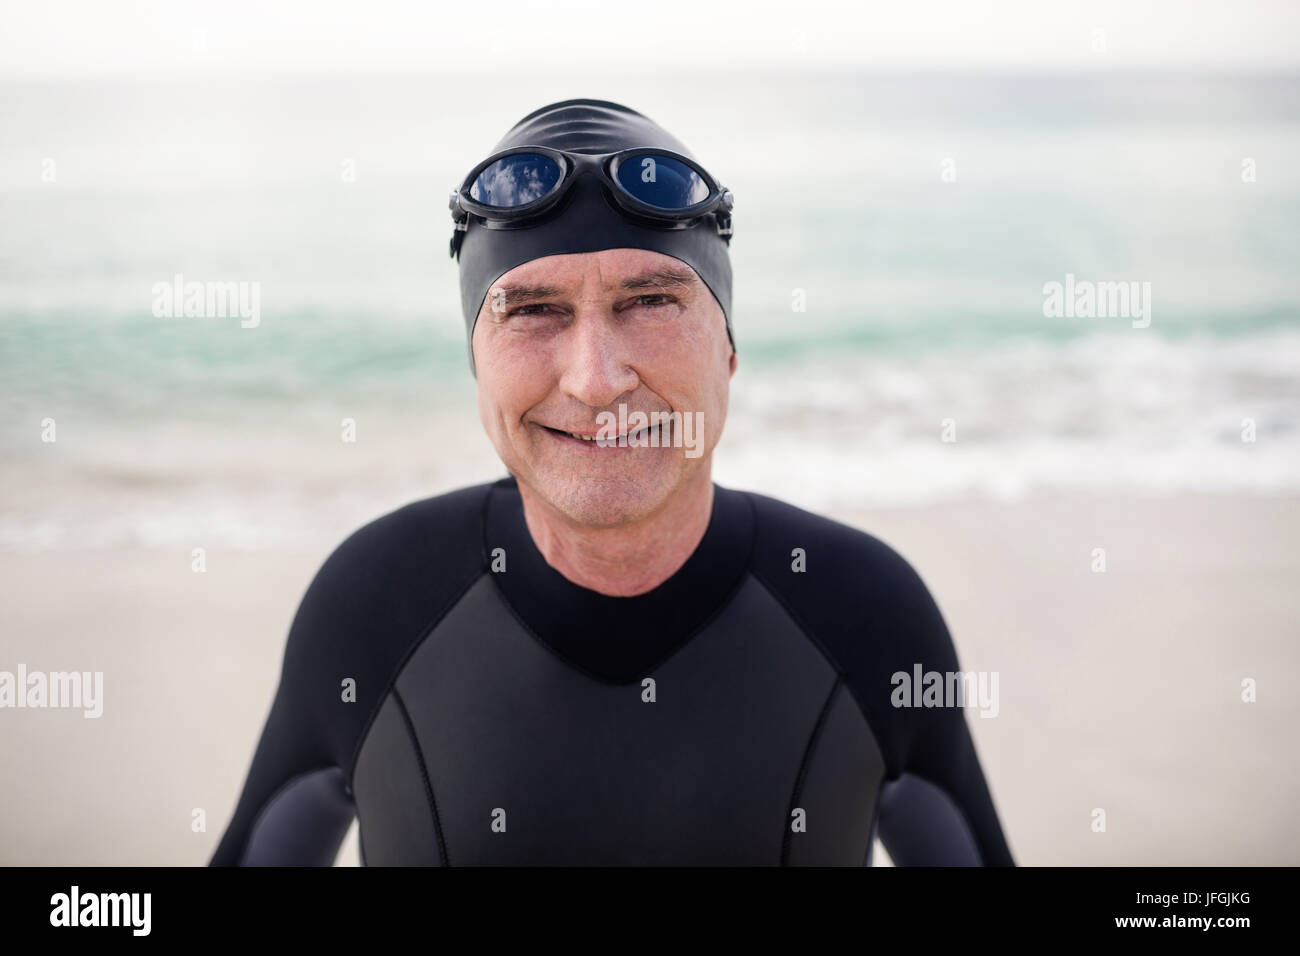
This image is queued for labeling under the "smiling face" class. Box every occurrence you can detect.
[472,247,737,529]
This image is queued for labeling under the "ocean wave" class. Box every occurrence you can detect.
[2,329,1297,550]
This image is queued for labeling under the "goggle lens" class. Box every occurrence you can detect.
[614,154,711,209]
[468,153,564,208]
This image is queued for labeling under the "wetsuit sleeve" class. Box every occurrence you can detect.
[877,716,1014,866]
[207,484,494,866]
[745,489,1014,867]
[873,557,1015,867]
[208,549,357,866]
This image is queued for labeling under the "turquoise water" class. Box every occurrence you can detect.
[1,71,1298,547]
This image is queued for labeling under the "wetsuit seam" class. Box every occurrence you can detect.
[342,482,497,783]
[781,677,841,867]
[473,480,616,678]
[482,483,758,686]
[343,567,487,784]
[479,481,622,685]
[486,563,752,684]
[235,764,344,866]
[636,489,757,676]
[750,555,995,865]
[392,684,449,866]
[747,557,896,775]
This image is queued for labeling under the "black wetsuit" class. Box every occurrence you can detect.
[209,476,1014,866]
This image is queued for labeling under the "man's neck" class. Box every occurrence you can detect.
[516,471,715,597]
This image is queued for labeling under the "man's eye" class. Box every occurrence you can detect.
[635,295,674,308]
[512,303,554,316]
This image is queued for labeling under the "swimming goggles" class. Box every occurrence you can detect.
[449,146,734,257]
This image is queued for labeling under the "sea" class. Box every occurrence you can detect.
[1,70,1297,551]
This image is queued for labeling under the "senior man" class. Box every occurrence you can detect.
[210,99,1014,866]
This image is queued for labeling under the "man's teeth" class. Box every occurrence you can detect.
[563,425,657,442]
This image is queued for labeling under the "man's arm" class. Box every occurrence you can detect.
[874,551,1015,867]
[207,486,493,866]
[208,551,358,866]
[876,712,1014,866]
[743,489,1015,866]
[207,691,355,866]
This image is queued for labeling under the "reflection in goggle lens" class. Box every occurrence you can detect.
[469,152,712,212]
[469,153,563,208]
[614,155,710,209]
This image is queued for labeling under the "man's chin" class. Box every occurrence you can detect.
[529,471,675,529]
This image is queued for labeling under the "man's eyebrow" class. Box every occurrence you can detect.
[487,284,564,309]
[489,269,698,310]
[620,268,699,292]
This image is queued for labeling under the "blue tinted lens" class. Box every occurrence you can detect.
[615,154,711,209]
[469,153,563,208]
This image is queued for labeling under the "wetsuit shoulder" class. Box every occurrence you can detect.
[741,489,1015,865]
[208,480,494,865]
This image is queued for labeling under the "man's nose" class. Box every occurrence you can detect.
[557,309,639,409]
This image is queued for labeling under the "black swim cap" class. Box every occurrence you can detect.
[452,98,734,374]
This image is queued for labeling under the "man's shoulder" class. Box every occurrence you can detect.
[736,487,925,588]
[269,481,501,764]
[328,479,497,568]
[293,479,498,627]
[734,487,955,662]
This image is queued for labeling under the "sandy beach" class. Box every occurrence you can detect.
[0,490,1294,866]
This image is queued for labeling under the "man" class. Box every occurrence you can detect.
[209,98,1014,866]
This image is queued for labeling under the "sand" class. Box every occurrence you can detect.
[0,491,1295,865]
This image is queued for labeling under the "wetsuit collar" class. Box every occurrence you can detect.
[484,475,754,683]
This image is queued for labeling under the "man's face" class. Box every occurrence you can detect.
[473,247,736,528]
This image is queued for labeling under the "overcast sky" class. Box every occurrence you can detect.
[3,0,1299,75]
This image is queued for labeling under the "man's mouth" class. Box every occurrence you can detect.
[539,420,670,448]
